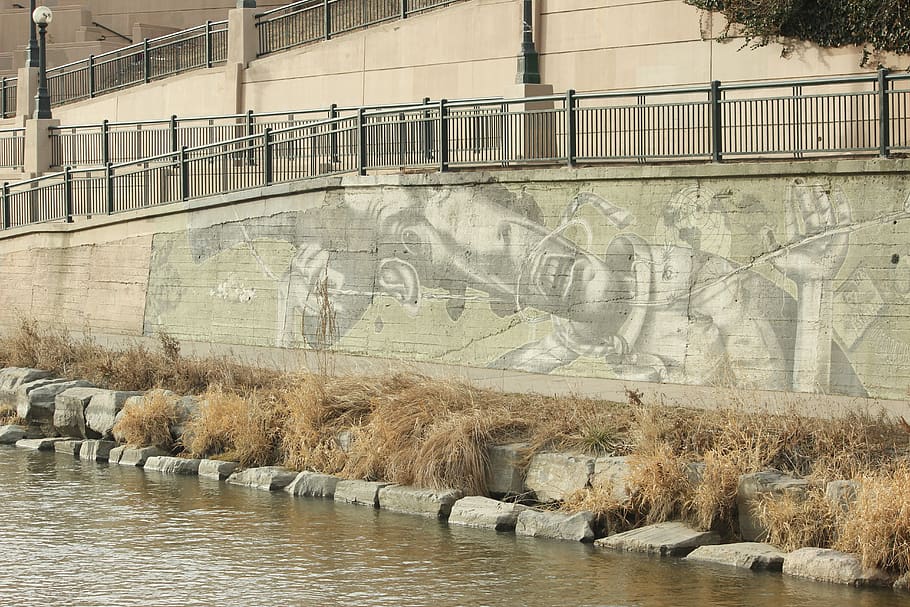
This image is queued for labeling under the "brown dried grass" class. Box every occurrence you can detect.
[836,464,910,573]
[754,485,839,552]
[113,390,179,450]
[562,482,640,537]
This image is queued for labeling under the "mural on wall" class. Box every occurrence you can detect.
[145,175,910,399]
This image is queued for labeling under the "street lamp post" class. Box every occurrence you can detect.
[516,0,540,84]
[33,5,52,120]
[26,0,39,69]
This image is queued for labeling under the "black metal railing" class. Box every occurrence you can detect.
[46,21,228,107]
[1,77,16,119]
[255,0,467,56]
[4,69,910,231]
[0,128,25,170]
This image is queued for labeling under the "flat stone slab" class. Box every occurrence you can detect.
[524,452,594,502]
[53,439,84,456]
[0,425,27,444]
[79,439,118,461]
[15,437,71,451]
[686,542,785,571]
[448,496,528,531]
[595,522,721,556]
[144,456,201,475]
[108,445,166,467]
[285,471,339,498]
[334,480,390,507]
[783,548,893,587]
[226,466,297,491]
[378,485,463,519]
[198,459,239,480]
[515,509,596,542]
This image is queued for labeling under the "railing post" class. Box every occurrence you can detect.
[205,20,214,68]
[879,67,891,158]
[1,182,9,230]
[263,127,273,184]
[329,103,338,162]
[101,119,110,165]
[105,162,114,214]
[324,0,331,40]
[170,114,179,153]
[565,89,576,167]
[64,166,73,223]
[422,96,432,162]
[179,146,189,200]
[356,107,366,176]
[1,78,7,119]
[143,39,151,83]
[710,79,723,163]
[439,98,449,172]
[401,0,408,19]
[246,109,255,164]
[89,55,96,98]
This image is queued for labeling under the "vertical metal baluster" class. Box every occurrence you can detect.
[879,68,891,158]
[264,128,273,184]
[439,99,448,171]
[565,89,576,167]
[64,167,73,223]
[710,80,723,162]
[1,182,8,229]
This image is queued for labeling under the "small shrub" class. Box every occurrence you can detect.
[755,485,839,552]
[629,443,693,523]
[113,390,179,450]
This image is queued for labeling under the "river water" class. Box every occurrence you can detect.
[0,446,906,607]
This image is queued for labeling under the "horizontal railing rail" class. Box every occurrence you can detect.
[0,128,25,170]
[255,0,468,57]
[4,69,910,232]
[46,20,228,108]
[1,77,16,119]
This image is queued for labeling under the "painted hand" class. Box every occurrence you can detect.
[764,179,852,285]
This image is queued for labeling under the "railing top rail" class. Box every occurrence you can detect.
[719,73,880,92]
[256,0,320,19]
[0,127,25,134]
[575,85,711,100]
[46,19,228,75]
[1,76,16,83]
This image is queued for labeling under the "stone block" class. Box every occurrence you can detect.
[85,390,145,439]
[144,456,201,475]
[737,471,811,541]
[825,480,860,514]
[108,445,166,467]
[595,522,721,556]
[79,439,117,461]
[226,466,297,491]
[515,510,596,542]
[198,459,239,480]
[378,485,463,519]
[783,547,893,587]
[334,480,390,507]
[524,452,594,502]
[0,368,54,405]
[53,387,107,438]
[15,437,70,451]
[53,439,83,456]
[448,496,528,531]
[0,424,27,444]
[17,379,94,426]
[285,471,339,498]
[487,443,528,496]
[592,456,632,503]
[686,542,785,571]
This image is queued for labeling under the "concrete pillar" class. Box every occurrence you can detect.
[503,82,556,161]
[24,118,59,177]
[225,5,259,114]
[15,67,38,123]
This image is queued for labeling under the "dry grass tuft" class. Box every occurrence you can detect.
[629,443,693,524]
[563,482,640,536]
[837,464,910,573]
[0,404,23,425]
[754,485,838,552]
[183,385,286,467]
[113,390,179,450]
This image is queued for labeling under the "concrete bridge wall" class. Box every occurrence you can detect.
[1,160,908,404]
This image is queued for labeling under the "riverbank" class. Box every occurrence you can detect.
[1,322,909,593]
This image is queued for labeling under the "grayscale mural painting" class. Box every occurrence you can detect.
[143,173,910,399]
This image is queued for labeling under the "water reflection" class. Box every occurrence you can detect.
[0,446,906,607]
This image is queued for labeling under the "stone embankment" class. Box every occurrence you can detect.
[0,367,904,594]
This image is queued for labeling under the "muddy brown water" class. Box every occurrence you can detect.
[0,446,907,607]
